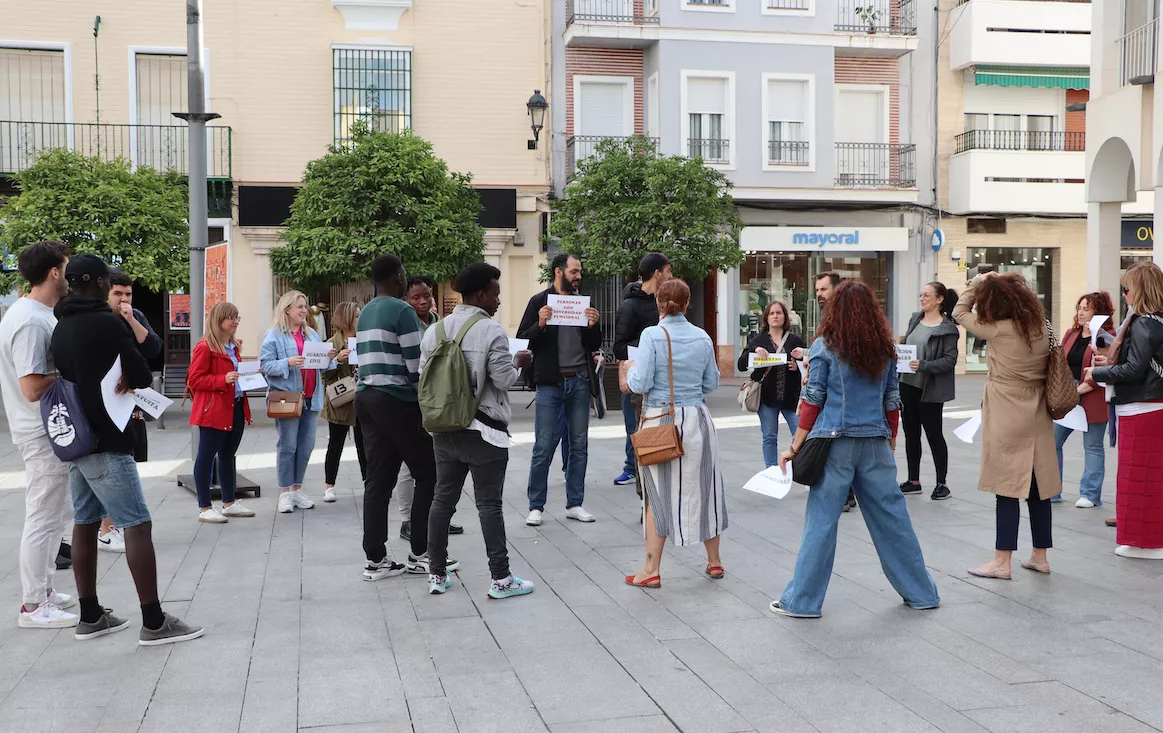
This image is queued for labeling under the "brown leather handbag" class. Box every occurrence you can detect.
[631,327,684,467]
[1044,319,1079,421]
[267,390,303,419]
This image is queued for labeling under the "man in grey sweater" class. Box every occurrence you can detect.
[418,263,536,599]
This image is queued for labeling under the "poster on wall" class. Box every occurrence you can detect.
[169,294,191,331]
[204,243,229,320]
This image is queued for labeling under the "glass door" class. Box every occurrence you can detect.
[963,247,1055,372]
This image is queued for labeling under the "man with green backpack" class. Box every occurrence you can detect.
[418,263,536,599]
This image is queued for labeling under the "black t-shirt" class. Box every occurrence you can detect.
[1066,335,1090,382]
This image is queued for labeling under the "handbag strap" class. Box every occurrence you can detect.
[639,326,676,427]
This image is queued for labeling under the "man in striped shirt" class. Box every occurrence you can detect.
[355,254,455,581]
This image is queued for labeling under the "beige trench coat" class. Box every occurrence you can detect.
[953,282,1062,500]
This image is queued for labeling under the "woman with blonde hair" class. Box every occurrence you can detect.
[622,279,727,587]
[1088,261,1163,559]
[261,290,335,514]
[322,301,365,504]
[187,301,253,523]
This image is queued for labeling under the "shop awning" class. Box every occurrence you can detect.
[973,66,1089,90]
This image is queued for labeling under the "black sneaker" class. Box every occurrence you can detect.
[55,542,72,570]
[75,609,130,640]
[931,484,952,501]
[900,481,923,495]
[399,521,411,541]
[448,523,465,535]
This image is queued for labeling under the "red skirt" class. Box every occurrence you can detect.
[1116,409,1163,548]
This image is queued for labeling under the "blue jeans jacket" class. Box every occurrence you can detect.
[260,327,328,414]
[802,339,901,440]
[626,315,719,408]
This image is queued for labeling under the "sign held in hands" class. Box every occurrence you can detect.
[236,373,268,392]
[301,341,332,369]
[547,295,591,327]
[896,345,917,373]
[131,387,174,420]
[748,353,787,369]
[100,356,135,431]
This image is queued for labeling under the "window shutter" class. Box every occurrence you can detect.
[0,48,67,122]
[687,78,726,115]
[578,82,628,137]
[767,81,806,122]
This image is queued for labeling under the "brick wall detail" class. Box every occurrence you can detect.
[834,57,900,148]
[1065,88,1088,136]
[565,48,645,138]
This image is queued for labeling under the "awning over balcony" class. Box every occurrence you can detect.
[973,65,1089,90]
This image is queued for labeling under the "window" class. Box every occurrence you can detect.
[1027,114,1055,150]
[964,113,988,132]
[134,53,189,171]
[765,78,809,167]
[1,47,66,122]
[576,80,632,138]
[967,217,1007,234]
[333,47,412,144]
[685,76,730,164]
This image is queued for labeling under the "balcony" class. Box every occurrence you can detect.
[768,140,810,166]
[687,138,730,165]
[955,129,1085,153]
[564,0,660,48]
[834,143,915,188]
[836,0,917,36]
[950,133,1086,214]
[565,134,658,179]
[949,0,1091,71]
[1120,19,1159,86]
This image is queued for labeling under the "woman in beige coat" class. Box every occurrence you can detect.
[954,271,1062,579]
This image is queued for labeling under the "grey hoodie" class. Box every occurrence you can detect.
[418,304,519,427]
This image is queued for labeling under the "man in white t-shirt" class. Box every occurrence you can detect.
[0,240,77,629]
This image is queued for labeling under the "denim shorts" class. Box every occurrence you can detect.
[69,452,153,528]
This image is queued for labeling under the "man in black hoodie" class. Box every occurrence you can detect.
[612,253,672,487]
[52,254,203,645]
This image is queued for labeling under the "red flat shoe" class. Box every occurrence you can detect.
[705,565,725,579]
[625,574,661,588]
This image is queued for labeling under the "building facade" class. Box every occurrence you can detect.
[1,0,551,358]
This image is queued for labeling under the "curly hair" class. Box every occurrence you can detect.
[816,281,897,379]
[657,279,690,317]
[974,273,1045,347]
[1070,291,1116,334]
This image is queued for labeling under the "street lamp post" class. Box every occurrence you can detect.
[526,89,548,150]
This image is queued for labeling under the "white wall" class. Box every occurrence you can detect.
[949,0,1091,71]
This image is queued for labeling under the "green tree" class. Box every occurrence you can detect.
[0,148,189,292]
[549,136,744,281]
[271,126,484,291]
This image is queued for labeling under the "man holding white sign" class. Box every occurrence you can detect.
[517,253,603,525]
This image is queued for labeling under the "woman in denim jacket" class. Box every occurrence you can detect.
[772,282,940,618]
[261,290,334,514]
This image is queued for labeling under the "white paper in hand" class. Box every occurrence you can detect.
[238,361,261,374]
[508,338,529,356]
[743,465,793,500]
[953,410,982,443]
[302,341,332,369]
[347,337,358,365]
[236,373,268,392]
[896,345,917,373]
[546,294,590,327]
[1053,405,1089,433]
[100,355,135,432]
[748,353,787,369]
[627,345,640,363]
[1088,315,1111,349]
[131,387,174,420]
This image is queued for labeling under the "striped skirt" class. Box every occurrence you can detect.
[640,402,728,546]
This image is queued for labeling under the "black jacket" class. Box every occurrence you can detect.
[517,287,603,396]
[1091,313,1163,405]
[131,306,163,360]
[902,312,960,403]
[52,296,154,455]
[738,331,807,408]
[613,282,659,360]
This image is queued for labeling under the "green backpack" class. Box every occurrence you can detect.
[418,314,489,433]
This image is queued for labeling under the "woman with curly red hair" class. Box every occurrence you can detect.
[1052,292,1116,507]
[955,272,1061,579]
[771,281,939,618]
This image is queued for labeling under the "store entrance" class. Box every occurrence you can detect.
[963,247,1055,372]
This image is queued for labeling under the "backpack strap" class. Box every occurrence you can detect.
[449,313,491,414]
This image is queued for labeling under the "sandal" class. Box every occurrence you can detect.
[624,574,661,588]
[705,565,725,580]
[1021,560,1050,574]
[967,566,1012,580]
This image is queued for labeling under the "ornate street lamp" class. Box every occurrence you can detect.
[527,89,548,150]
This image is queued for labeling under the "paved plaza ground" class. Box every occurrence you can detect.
[1,376,1162,732]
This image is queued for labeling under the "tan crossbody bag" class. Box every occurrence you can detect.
[630,327,685,466]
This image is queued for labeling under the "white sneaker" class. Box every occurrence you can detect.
[362,558,406,581]
[525,509,543,526]
[221,502,255,518]
[1075,497,1096,508]
[1115,545,1163,560]
[291,490,315,509]
[278,492,295,513]
[406,553,459,574]
[97,528,126,553]
[565,506,596,523]
[46,589,76,610]
[18,602,78,629]
[198,508,228,524]
[323,488,337,503]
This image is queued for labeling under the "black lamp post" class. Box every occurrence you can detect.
[527,89,548,150]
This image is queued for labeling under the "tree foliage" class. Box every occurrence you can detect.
[0,148,189,292]
[549,136,744,281]
[271,126,485,291]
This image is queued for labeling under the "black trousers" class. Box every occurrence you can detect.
[356,389,436,562]
[996,474,1053,551]
[900,383,948,484]
[428,430,510,580]
[324,420,366,486]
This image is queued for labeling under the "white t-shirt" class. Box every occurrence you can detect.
[0,298,58,444]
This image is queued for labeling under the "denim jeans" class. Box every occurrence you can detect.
[779,437,940,617]
[195,398,246,508]
[69,452,152,529]
[758,403,799,468]
[621,392,638,473]
[528,375,591,510]
[429,430,510,579]
[275,410,319,489]
[1053,422,1106,504]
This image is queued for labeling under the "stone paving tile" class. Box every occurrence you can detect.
[547,715,681,733]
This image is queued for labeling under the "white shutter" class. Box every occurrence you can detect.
[136,54,189,126]
[767,80,805,122]
[0,48,66,121]
[578,81,628,137]
[687,77,726,115]
[836,90,883,143]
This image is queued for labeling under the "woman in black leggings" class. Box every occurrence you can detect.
[898,282,960,500]
[322,302,366,503]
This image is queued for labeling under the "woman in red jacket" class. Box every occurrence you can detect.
[188,302,253,523]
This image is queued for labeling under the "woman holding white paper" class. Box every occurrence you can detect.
[322,301,365,504]
[739,301,806,467]
[187,302,254,523]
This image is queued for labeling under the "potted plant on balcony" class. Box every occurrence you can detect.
[856,5,881,33]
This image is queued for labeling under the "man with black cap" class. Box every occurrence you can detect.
[612,253,672,486]
[52,254,204,645]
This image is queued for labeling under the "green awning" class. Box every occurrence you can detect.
[973,65,1089,90]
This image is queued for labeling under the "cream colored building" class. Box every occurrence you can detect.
[1,0,551,359]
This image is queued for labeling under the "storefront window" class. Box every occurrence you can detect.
[963,247,1054,372]
[737,252,890,369]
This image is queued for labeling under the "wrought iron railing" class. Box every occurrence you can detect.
[566,135,659,178]
[957,0,1088,3]
[954,130,1086,153]
[768,0,810,8]
[0,120,232,178]
[566,0,661,25]
[768,140,810,165]
[836,0,918,35]
[1120,18,1159,86]
[688,138,730,164]
[834,143,915,188]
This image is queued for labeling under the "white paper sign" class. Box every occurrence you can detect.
[130,387,174,420]
[896,345,918,374]
[301,341,332,369]
[742,465,793,500]
[508,338,529,356]
[237,373,268,392]
[100,355,135,432]
[1088,315,1111,347]
[547,295,590,327]
[238,361,261,374]
[953,410,982,444]
[1053,405,1089,433]
[627,345,641,363]
[748,353,788,369]
[347,337,358,365]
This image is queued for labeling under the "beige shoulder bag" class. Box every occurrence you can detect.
[630,327,685,466]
